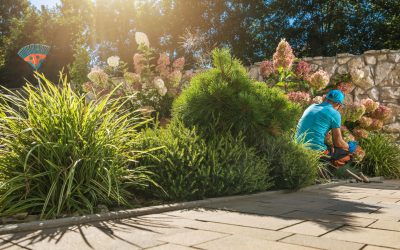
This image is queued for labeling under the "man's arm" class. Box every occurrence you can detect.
[332,128,349,150]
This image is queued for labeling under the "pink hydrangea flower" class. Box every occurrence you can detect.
[371,105,392,122]
[260,60,275,78]
[336,82,353,94]
[360,98,379,113]
[295,61,311,78]
[173,57,185,71]
[133,53,145,74]
[368,119,384,131]
[272,39,295,70]
[358,116,373,128]
[287,91,311,105]
[168,70,182,87]
[341,103,366,122]
[352,127,369,139]
[308,70,330,90]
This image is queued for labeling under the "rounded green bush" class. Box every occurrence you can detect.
[358,133,400,178]
[0,74,155,218]
[258,135,320,190]
[139,121,273,201]
[172,48,300,143]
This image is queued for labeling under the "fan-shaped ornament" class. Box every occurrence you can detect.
[18,44,50,70]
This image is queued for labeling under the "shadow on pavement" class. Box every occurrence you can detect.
[0,181,399,249]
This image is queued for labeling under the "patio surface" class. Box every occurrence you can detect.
[1,180,400,249]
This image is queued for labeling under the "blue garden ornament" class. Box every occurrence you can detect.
[18,44,50,70]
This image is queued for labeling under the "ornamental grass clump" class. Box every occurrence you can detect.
[358,133,400,178]
[0,74,155,219]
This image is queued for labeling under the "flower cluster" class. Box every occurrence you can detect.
[260,60,275,78]
[295,61,311,79]
[87,67,109,86]
[361,98,379,113]
[352,128,369,139]
[155,54,185,87]
[153,78,167,96]
[371,105,392,122]
[358,116,373,128]
[312,96,324,104]
[341,103,366,122]
[369,119,384,131]
[308,70,330,90]
[287,91,311,105]
[123,72,141,91]
[133,53,145,74]
[272,39,295,70]
[173,57,185,71]
[336,82,353,94]
[107,56,120,67]
[135,32,150,47]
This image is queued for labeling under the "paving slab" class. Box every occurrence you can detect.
[182,221,292,241]
[322,226,400,248]
[368,220,400,231]
[195,235,317,250]
[157,230,228,246]
[280,221,343,236]
[147,243,196,250]
[167,209,304,230]
[362,246,395,250]
[280,234,365,250]
[281,210,376,227]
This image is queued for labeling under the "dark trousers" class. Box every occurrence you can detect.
[321,147,352,168]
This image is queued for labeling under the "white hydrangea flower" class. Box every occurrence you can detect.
[153,78,167,96]
[107,56,120,67]
[135,32,150,47]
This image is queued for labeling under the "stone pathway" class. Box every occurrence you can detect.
[1,181,400,249]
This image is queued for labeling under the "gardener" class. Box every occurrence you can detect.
[296,89,368,182]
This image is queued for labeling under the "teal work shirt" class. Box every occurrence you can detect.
[296,102,341,150]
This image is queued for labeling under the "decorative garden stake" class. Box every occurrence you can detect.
[18,44,50,71]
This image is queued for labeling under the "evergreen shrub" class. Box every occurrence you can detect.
[138,121,273,201]
[258,135,320,190]
[172,48,300,143]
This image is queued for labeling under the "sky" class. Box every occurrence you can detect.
[29,0,60,8]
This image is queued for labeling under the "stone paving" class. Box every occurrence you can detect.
[1,180,400,249]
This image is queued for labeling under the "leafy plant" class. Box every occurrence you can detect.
[173,48,300,143]
[0,73,156,219]
[138,121,272,201]
[258,134,321,190]
[357,133,400,178]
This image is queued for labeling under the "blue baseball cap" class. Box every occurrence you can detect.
[326,90,345,105]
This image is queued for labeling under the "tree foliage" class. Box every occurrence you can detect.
[0,0,399,87]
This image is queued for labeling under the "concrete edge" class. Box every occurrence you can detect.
[0,176,384,235]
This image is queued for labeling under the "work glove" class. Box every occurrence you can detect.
[347,141,358,153]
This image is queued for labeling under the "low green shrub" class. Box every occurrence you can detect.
[0,74,155,219]
[258,134,320,190]
[139,121,272,201]
[358,133,400,178]
[172,48,300,143]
